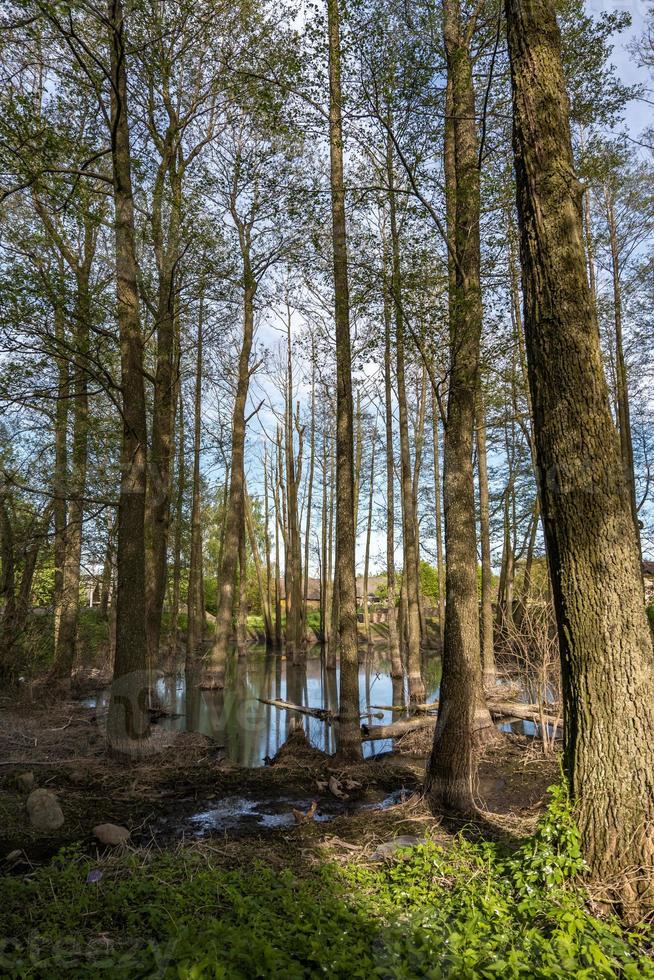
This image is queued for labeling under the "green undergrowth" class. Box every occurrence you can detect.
[1,785,652,978]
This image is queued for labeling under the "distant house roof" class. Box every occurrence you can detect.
[643,561,654,577]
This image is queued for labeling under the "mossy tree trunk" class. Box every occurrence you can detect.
[427,0,494,815]
[505,0,654,916]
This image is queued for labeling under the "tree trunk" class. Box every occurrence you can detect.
[284,316,305,661]
[52,294,68,650]
[362,436,376,646]
[170,386,185,653]
[236,513,248,654]
[211,261,255,683]
[505,0,654,915]
[106,0,151,756]
[263,450,276,649]
[327,0,361,760]
[606,190,640,553]
[413,365,428,646]
[186,295,204,668]
[145,160,180,675]
[476,390,495,684]
[50,265,91,681]
[427,0,493,814]
[99,516,116,620]
[383,269,402,677]
[431,390,445,649]
[387,128,424,703]
[246,489,273,644]
[303,345,317,633]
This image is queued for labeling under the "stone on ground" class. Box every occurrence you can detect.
[93,823,130,846]
[26,789,64,831]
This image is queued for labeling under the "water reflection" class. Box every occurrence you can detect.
[153,644,443,767]
[82,646,552,767]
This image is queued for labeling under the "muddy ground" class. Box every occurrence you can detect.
[0,695,558,870]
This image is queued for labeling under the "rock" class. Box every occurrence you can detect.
[26,789,64,831]
[16,772,35,793]
[370,835,425,861]
[93,823,130,846]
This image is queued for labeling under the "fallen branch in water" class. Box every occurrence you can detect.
[362,701,561,740]
[257,698,336,722]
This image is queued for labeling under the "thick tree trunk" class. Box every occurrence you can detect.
[427,0,493,813]
[383,270,402,677]
[327,0,361,761]
[186,297,204,668]
[506,0,654,916]
[106,0,151,756]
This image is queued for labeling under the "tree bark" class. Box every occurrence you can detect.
[605,190,640,553]
[431,390,446,649]
[145,159,181,674]
[106,0,151,756]
[383,268,402,677]
[427,0,494,814]
[170,386,185,653]
[211,257,255,684]
[476,390,495,684]
[327,0,361,760]
[186,294,204,668]
[362,436,376,646]
[50,263,90,681]
[506,0,654,915]
[387,128,424,703]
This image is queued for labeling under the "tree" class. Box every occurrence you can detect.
[505,0,654,916]
[326,0,362,761]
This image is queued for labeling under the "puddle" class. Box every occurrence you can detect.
[182,787,408,836]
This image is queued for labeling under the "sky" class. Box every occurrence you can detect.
[203,1,654,576]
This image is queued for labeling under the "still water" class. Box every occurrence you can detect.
[156,645,444,766]
[85,645,543,766]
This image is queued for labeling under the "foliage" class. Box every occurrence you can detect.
[419,560,439,603]
[1,784,652,978]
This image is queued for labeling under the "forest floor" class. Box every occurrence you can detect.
[1,695,653,977]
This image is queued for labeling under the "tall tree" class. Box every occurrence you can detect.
[326,0,362,761]
[427,0,494,814]
[505,0,654,915]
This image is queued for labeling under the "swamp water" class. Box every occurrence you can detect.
[85,644,542,768]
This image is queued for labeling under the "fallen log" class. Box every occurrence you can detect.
[257,698,336,722]
[368,702,438,713]
[362,701,561,740]
[489,701,561,728]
